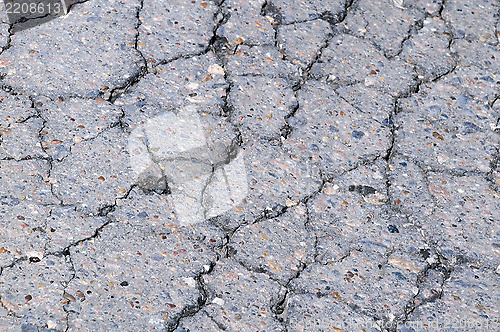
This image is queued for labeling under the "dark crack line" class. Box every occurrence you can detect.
[278,1,355,141]
[167,260,216,331]
[107,0,147,103]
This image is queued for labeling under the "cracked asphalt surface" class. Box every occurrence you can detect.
[0,0,499,331]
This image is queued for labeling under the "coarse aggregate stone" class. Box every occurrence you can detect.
[1,0,499,330]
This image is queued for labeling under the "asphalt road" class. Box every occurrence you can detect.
[0,0,499,331]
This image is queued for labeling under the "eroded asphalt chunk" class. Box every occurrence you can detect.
[0,0,499,331]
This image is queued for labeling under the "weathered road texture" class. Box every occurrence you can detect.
[0,0,499,331]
